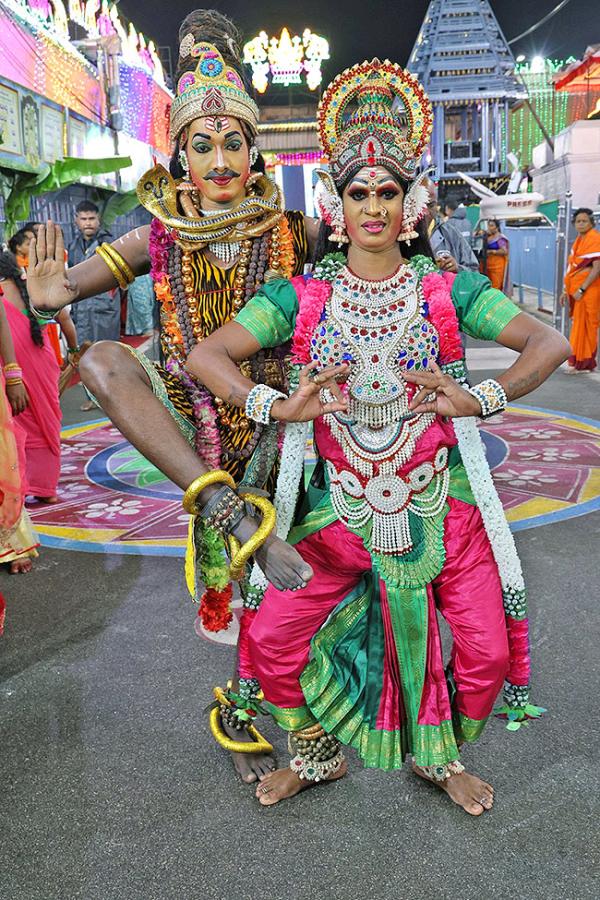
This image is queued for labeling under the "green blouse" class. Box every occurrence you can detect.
[235,269,521,348]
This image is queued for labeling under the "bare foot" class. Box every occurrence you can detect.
[413,763,494,816]
[9,559,33,574]
[80,399,98,411]
[221,717,276,783]
[34,495,59,504]
[231,516,313,592]
[255,760,348,807]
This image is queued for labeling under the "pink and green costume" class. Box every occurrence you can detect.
[234,256,539,770]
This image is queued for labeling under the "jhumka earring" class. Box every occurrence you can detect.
[397,172,429,245]
[314,169,348,247]
[249,145,259,167]
[178,149,190,177]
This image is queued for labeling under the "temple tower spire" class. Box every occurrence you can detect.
[408,0,527,188]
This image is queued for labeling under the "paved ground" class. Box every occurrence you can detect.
[1,346,599,900]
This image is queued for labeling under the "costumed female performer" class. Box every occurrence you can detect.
[187,59,570,814]
[25,10,315,783]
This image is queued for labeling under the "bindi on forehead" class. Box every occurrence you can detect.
[204,116,230,133]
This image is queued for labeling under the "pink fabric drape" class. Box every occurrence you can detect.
[1,300,61,497]
[249,499,509,727]
[0,368,25,533]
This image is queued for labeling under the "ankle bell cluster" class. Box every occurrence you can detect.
[420,759,465,782]
[198,484,246,536]
[220,678,264,731]
[288,724,345,782]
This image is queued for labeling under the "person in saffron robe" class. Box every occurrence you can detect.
[0,253,61,503]
[561,208,600,372]
[187,59,570,814]
[483,219,510,293]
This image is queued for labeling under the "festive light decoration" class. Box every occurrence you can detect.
[15,0,166,84]
[243,27,329,94]
[0,0,171,156]
[509,58,586,166]
[263,151,326,168]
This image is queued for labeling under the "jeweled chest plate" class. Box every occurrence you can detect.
[309,265,439,428]
[308,265,449,556]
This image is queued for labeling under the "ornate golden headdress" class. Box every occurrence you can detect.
[170,41,260,142]
[317,59,433,187]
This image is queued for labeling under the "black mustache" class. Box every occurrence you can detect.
[203,169,240,180]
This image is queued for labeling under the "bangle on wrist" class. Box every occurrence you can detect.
[4,365,23,381]
[95,243,135,290]
[245,383,287,424]
[68,346,80,354]
[466,378,507,419]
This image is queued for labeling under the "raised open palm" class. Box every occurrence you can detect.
[27,222,77,311]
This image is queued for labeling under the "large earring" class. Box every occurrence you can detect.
[178,149,190,177]
[314,169,349,247]
[249,145,259,167]
[397,172,430,245]
[329,217,349,247]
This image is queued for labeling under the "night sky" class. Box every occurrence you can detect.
[119,0,597,84]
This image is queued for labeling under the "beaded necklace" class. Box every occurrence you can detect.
[151,212,295,466]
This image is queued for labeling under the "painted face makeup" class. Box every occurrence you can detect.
[182,115,251,207]
[342,166,405,250]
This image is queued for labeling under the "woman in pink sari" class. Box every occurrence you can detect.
[0,252,61,503]
[0,298,39,577]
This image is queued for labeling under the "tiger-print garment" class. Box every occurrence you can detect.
[155,210,308,484]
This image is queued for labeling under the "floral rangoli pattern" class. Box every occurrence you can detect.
[27,405,600,556]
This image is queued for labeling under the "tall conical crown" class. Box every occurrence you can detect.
[318,59,433,186]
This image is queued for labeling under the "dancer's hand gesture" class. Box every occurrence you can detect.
[27,222,78,312]
[271,364,349,423]
[404,360,482,418]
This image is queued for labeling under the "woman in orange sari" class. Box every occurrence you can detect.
[562,208,600,372]
[484,219,510,293]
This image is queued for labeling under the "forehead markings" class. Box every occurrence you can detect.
[204,115,231,133]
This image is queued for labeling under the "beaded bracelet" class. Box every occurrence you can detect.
[245,383,286,425]
[467,378,507,419]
